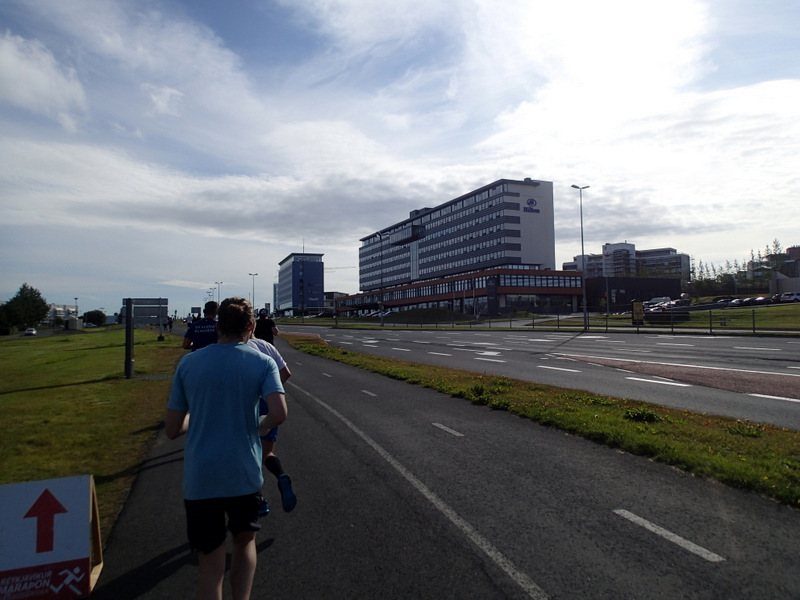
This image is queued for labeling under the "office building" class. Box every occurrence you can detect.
[276,253,324,316]
[563,243,690,281]
[338,178,582,315]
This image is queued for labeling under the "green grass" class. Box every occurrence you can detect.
[285,333,800,507]
[0,327,184,542]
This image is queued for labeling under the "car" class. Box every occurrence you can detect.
[780,291,800,303]
[753,296,771,305]
[727,298,743,307]
[24,328,37,336]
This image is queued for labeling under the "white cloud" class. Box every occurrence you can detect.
[0,31,86,129]
[141,83,184,115]
[0,0,798,314]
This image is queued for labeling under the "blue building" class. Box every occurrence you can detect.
[276,253,325,316]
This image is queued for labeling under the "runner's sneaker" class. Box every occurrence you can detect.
[257,494,270,516]
[277,474,297,512]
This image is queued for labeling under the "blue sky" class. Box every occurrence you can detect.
[1,0,798,317]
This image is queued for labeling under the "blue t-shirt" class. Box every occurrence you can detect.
[184,317,218,351]
[168,342,284,500]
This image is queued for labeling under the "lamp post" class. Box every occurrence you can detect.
[214,282,223,304]
[571,185,590,330]
[249,273,258,308]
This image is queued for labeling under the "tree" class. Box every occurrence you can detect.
[4,283,49,329]
[82,310,106,327]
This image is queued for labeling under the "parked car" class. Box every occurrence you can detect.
[780,291,800,303]
[727,298,744,307]
[24,328,37,336]
[753,296,771,305]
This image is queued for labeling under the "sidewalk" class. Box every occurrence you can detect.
[90,430,194,599]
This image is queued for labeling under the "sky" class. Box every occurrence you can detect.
[1,0,799,318]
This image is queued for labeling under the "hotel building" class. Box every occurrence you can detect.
[338,178,582,316]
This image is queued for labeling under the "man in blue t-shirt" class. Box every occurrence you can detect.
[182,301,218,351]
[166,297,287,600]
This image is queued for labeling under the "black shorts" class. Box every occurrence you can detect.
[184,493,261,555]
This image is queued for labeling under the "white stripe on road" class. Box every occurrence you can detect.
[391,347,411,352]
[734,347,781,351]
[626,377,691,387]
[428,352,453,356]
[749,393,800,403]
[361,390,377,397]
[432,423,464,437]
[290,382,549,600]
[537,365,581,373]
[656,343,694,347]
[475,358,506,363]
[613,509,725,563]
[323,373,332,378]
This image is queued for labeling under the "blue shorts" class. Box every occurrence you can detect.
[258,398,279,442]
[184,493,261,555]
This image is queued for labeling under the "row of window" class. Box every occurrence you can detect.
[419,250,508,277]
[343,272,580,308]
[421,211,518,250]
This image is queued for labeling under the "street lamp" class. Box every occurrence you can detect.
[571,184,590,330]
[214,282,223,303]
[249,273,258,308]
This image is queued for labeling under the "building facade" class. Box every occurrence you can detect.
[563,243,690,282]
[276,253,325,316]
[338,178,582,316]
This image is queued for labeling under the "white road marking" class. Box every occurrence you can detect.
[391,347,411,352]
[414,340,431,344]
[428,352,453,356]
[432,423,464,437]
[291,383,549,600]
[537,365,581,373]
[339,341,353,345]
[613,509,725,563]
[656,343,694,347]
[475,358,506,363]
[361,390,377,397]
[734,346,781,351]
[749,393,800,403]
[323,373,332,378]
[626,377,691,387]
[555,353,800,379]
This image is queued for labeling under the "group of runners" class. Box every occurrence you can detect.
[168,300,296,600]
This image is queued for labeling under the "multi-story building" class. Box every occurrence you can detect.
[276,253,325,316]
[563,243,690,281]
[338,178,582,316]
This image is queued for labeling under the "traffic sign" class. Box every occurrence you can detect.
[0,476,103,599]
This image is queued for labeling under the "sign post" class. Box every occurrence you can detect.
[0,475,103,599]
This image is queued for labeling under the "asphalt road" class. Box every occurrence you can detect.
[91,337,800,599]
[283,326,800,431]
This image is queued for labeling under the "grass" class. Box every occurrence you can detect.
[0,327,184,543]
[285,333,800,508]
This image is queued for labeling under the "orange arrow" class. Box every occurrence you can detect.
[24,489,67,553]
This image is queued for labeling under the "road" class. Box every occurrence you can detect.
[280,326,800,431]
[94,338,800,599]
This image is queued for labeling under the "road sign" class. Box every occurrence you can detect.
[128,298,167,306]
[0,476,103,599]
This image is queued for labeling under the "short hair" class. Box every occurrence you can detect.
[217,297,253,337]
[203,301,219,317]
